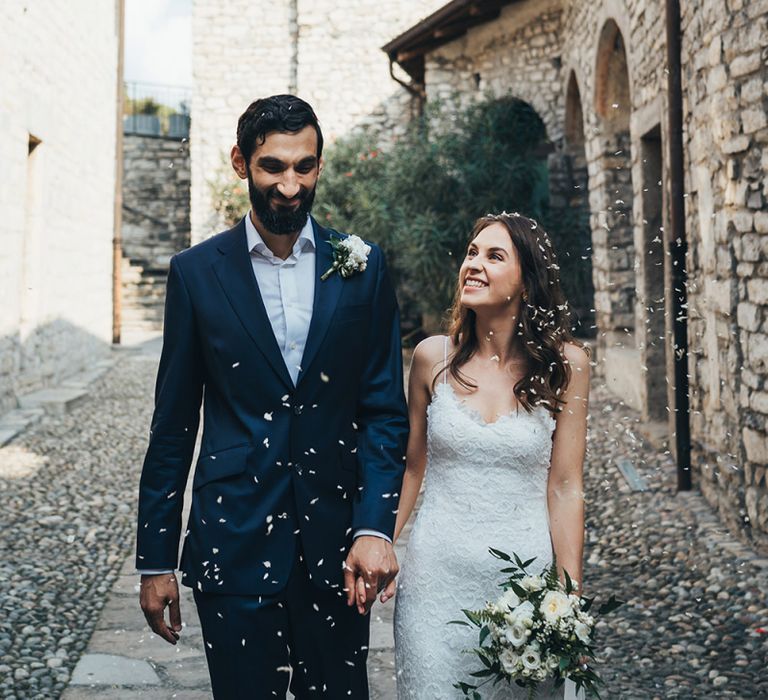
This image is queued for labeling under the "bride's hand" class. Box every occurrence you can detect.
[379,577,397,604]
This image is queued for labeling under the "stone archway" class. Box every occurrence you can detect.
[560,71,595,338]
[593,19,640,409]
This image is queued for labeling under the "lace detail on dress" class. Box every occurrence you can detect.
[394,381,563,699]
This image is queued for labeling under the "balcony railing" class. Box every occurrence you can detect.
[123,81,191,138]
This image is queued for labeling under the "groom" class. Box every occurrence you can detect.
[136,94,408,698]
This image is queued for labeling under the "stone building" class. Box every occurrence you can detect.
[190,0,447,243]
[0,1,120,414]
[190,0,768,550]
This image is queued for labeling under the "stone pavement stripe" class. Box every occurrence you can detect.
[69,654,160,685]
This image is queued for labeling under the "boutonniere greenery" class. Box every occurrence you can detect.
[320,233,371,281]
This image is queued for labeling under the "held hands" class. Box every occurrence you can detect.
[343,536,399,615]
[139,573,183,644]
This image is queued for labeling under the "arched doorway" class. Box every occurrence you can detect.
[594,19,640,409]
[561,71,595,338]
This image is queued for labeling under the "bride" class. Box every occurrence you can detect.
[384,212,590,699]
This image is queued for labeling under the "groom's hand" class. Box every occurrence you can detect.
[140,573,182,644]
[343,536,399,615]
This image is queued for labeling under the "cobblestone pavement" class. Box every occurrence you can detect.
[0,340,766,699]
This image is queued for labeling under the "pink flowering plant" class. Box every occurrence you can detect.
[451,549,623,699]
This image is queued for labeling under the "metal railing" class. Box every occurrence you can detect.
[123,81,191,138]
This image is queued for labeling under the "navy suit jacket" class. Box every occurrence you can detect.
[135,216,408,595]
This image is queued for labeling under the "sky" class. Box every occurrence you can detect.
[125,0,192,87]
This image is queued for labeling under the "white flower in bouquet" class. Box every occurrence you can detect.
[521,643,542,671]
[574,620,592,644]
[540,590,573,624]
[499,648,521,675]
[497,588,521,612]
[504,620,529,648]
[520,574,545,592]
[508,600,535,627]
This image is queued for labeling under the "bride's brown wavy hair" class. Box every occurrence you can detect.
[438,212,587,416]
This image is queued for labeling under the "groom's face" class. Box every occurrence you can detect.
[232,126,323,235]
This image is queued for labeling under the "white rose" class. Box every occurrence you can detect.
[520,575,545,591]
[497,588,521,612]
[504,621,528,648]
[343,235,371,258]
[499,648,521,675]
[521,644,542,671]
[574,620,592,644]
[540,590,573,624]
[509,600,535,627]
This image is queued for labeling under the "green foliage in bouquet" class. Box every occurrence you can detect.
[449,549,623,699]
[315,94,593,336]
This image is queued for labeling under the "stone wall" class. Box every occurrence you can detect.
[190,0,446,243]
[0,1,118,413]
[425,0,565,142]
[121,134,191,337]
[680,0,768,542]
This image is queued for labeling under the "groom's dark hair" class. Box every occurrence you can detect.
[237,94,324,164]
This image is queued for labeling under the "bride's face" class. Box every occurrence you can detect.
[459,223,524,312]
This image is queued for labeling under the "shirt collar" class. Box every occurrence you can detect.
[245,212,316,259]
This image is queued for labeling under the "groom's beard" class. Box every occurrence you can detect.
[247,172,316,236]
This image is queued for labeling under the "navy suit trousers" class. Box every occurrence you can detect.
[194,547,371,700]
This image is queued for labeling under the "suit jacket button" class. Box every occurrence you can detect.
[293,405,303,416]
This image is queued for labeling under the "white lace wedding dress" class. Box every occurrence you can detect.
[394,367,578,699]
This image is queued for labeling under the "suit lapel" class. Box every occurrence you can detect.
[212,219,294,390]
[298,218,344,387]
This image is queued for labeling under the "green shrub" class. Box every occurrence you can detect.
[316,94,594,334]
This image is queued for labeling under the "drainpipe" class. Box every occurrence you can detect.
[665,0,692,491]
[112,0,125,344]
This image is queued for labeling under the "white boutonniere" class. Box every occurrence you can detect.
[320,233,371,281]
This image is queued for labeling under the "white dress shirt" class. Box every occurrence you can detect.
[137,214,388,576]
[245,213,315,386]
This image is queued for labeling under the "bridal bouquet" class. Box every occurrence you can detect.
[451,549,622,699]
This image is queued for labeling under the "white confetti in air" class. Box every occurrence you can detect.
[281,394,289,401]
[264,412,273,421]
[166,491,176,499]
[232,362,240,368]
[242,638,246,646]
[217,496,222,504]
[212,548,219,554]
[264,561,271,568]
[320,372,330,382]
[263,437,270,448]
